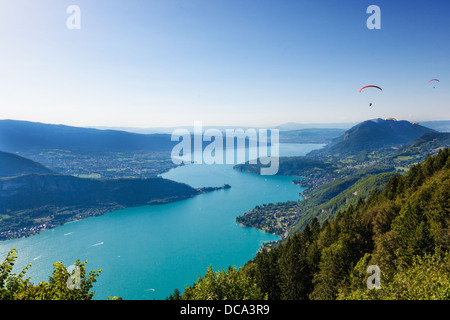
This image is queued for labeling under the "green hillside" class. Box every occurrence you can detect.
[292,171,395,234]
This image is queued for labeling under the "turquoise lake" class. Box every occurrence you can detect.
[0,143,323,300]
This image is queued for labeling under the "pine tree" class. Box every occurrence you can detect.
[279,234,311,299]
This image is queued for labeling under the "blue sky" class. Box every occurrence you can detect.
[0,0,449,128]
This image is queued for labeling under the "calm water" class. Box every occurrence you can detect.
[0,143,323,300]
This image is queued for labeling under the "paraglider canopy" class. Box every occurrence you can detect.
[412,122,419,125]
[360,85,383,92]
[360,85,382,107]
[429,79,440,89]
[385,117,397,121]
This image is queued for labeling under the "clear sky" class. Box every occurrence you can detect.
[0,0,449,128]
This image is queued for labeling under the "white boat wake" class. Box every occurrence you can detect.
[89,242,104,247]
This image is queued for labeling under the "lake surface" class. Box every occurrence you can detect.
[0,143,323,300]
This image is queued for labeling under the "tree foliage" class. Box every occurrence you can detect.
[180,265,267,300]
[0,248,102,300]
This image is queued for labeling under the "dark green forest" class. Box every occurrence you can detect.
[173,149,450,300]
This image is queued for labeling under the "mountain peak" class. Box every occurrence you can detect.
[311,119,436,157]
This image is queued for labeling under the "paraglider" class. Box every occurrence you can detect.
[412,122,419,125]
[429,79,440,89]
[385,117,397,121]
[360,85,382,106]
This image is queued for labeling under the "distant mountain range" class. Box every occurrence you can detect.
[0,119,176,153]
[89,123,356,134]
[2,118,444,167]
[88,120,450,134]
[0,119,272,155]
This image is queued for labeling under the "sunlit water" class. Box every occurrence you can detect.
[0,143,323,299]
